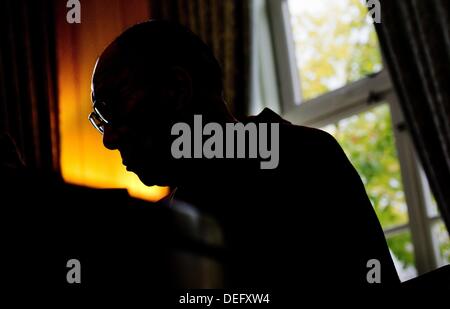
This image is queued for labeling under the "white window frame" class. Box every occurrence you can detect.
[262,0,447,277]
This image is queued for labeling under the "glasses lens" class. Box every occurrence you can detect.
[88,112,105,134]
[93,101,110,124]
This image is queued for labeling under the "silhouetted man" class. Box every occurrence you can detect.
[90,20,400,288]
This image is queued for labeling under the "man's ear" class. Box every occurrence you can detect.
[165,66,193,114]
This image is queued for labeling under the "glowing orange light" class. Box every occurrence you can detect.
[55,0,169,202]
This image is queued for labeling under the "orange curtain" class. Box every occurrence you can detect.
[55,0,169,201]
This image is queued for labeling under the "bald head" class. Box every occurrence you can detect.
[93,20,224,106]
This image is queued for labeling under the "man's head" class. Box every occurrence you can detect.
[91,20,231,187]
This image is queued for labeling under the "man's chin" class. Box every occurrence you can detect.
[135,170,172,187]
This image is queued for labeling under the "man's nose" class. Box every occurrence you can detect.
[102,126,121,150]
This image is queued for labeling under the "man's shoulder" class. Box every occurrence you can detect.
[283,121,334,143]
[246,108,345,171]
[278,120,341,159]
[249,107,338,148]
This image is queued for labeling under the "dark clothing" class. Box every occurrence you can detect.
[175,108,400,288]
[1,108,399,295]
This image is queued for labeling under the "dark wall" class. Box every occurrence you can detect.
[0,0,60,171]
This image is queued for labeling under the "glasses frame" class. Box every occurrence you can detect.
[88,100,110,135]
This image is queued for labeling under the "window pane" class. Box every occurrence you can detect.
[426,195,439,218]
[288,0,383,101]
[419,167,440,218]
[419,167,450,267]
[322,104,409,230]
[386,230,417,282]
[432,221,450,267]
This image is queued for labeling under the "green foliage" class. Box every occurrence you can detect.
[332,106,408,229]
[387,232,415,267]
[289,0,414,268]
[290,0,382,100]
[435,222,450,265]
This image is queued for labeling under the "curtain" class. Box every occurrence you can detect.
[54,0,168,201]
[375,0,450,231]
[0,0,60,172]
[149,0,251,119]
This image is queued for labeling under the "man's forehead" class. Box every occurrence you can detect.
[92,43,131,99]
[92,66,131,98]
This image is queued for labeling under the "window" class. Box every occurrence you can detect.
[432,221,450,267]
[255,0,450,281]
[288,0,382,101]
[421,169,450,267]
[323,104,417,280]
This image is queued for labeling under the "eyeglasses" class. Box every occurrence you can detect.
[88,100,110,135]
[88,89,167,135]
